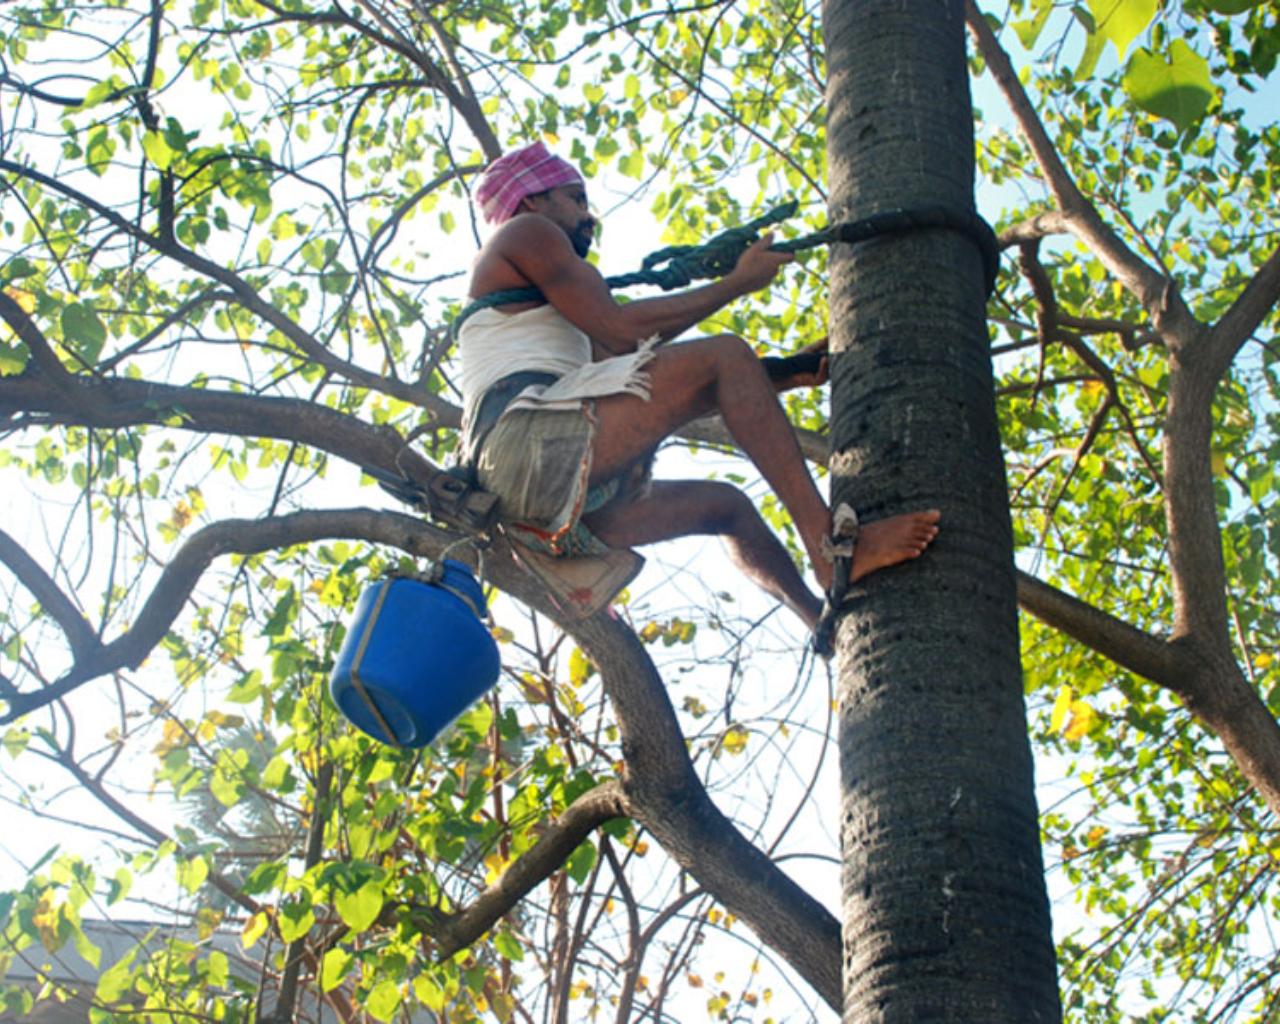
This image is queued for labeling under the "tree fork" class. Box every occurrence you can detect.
[824,1,1060,1019]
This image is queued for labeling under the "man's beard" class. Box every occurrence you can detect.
[570,223,593,258]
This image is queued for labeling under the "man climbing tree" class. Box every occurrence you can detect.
[458,142,941,633]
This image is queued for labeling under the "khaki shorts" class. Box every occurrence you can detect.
[476,401,652,557]
[475,401,652,616]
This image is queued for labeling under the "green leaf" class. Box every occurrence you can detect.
[242,911,270,949]
[95,947,138,1003]
[106,868,132,906]
[564,840,596,883]
[366,979,402,1022]
[1075,26,1107,80]
[141,130,175,170]
[414,975,446,1012]
[1012,0,1053,50]
[206,950,228,987]
[177,855,209,894]
[619,150,645,180]
[1202,0,1262,12]
[73,926,101,970]
[1122,41,1213,134]
[1,257,36,282]
[60,303,107,365]
[1049,684,1073,734]
[2,728,29,759]
[1087,0,1157,59]
[320,948,353,992]
[226,669,263,703]
[334,878,384,933]
[0,338,29,376]
[494,929,525,963]
[277,899,314,943]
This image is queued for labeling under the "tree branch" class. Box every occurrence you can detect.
[997,210,1069,247]
[1015,570,1183,684]
[1017,569,1280,816]
[966,1,1206,351]
[1206,240,1280,379]
[0,527,101,662]
[0,366,458,468]
[571,612,841,1009]
[270,761,335,1024]
[428,779,631,959]
[0,509,460,722]
[0,290,104,411]
[0,157,458,421]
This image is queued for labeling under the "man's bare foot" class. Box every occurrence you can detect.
[850,509,941,582]
[803,508,941,594]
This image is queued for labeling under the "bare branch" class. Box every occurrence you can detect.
[0,527,101,662]
[51,738,266,916]
[272,761,334,1024]
[0,366,459,468]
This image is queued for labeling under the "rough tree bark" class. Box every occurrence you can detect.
[824,1,1061,1019]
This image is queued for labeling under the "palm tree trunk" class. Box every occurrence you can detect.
[823,1,1061,1018]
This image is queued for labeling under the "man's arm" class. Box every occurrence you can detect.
[497,216,793,354]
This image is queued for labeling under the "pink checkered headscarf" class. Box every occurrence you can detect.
[475,142,584,225]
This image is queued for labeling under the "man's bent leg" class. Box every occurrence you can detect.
[589,335,834,588]
[581,480,824,630]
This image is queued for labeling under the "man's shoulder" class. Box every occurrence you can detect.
[489,212,564,248]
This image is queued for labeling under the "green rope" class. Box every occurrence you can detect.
[451,200,1000,336]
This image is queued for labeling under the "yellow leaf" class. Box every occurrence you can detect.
[721,726,749,755]
[1086,825,1107,846]
[1064,700,1098,741]
[3,286,35,314]
[483,852,506,883]
[1211,451,1228,477]
[1050,684,1073,734]
[33,893,62,951]
[242,911,269,949]
[1256,652,1273,669]
[569,647,593,686]
[169,501,193,531]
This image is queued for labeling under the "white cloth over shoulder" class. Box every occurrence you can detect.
[457,304,656,415]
